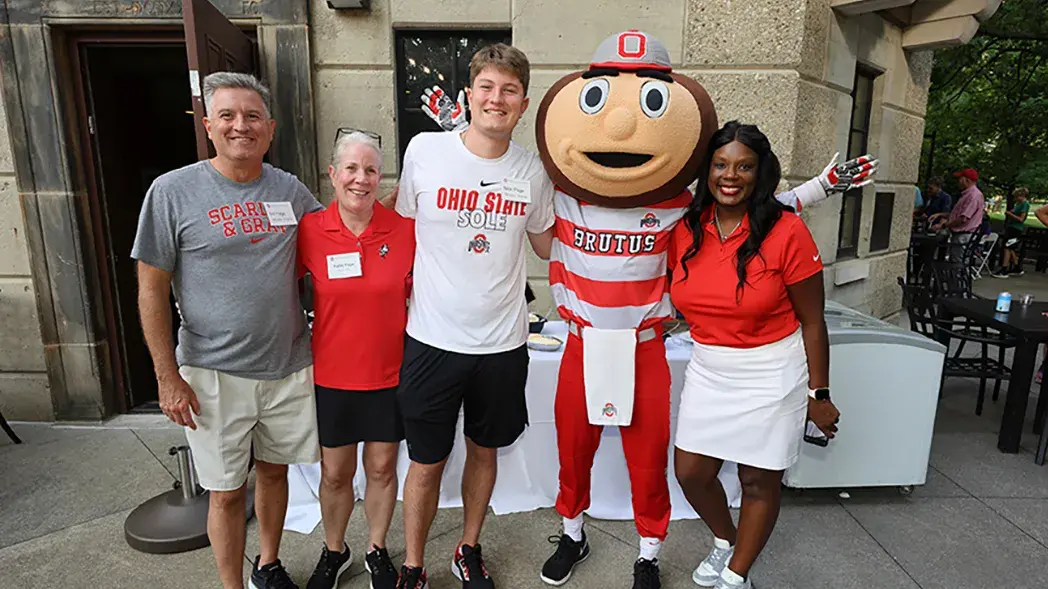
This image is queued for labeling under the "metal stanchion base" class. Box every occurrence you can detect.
[124,487,255,554]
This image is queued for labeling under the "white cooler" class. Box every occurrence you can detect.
[783,301,947,494]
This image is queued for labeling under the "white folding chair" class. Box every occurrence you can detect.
[971,233,999,280]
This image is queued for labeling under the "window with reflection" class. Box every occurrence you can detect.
[394,30,512,167]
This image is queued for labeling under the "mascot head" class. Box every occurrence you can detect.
[536,30,718,208]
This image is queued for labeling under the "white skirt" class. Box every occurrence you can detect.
[675,329,809,471]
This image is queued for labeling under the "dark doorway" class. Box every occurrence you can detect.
[80,43,197,410]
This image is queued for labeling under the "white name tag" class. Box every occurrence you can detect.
[327,252,362,279]
[502,177,532,203]
[263,202,298,226]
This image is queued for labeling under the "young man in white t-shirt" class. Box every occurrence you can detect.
[393,44,555,589]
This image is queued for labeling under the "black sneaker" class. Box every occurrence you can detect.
[396,565,429,589]
[305,543,352,589]
[632,558,661,589]
[250,556,299,589]
[365,546,399,589]
[540,532,590,585]
[451,543,495,588]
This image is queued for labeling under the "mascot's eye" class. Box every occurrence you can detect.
[640,80,669,118]
[579,79,610,115]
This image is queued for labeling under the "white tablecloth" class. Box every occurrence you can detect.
[285,322,742,534]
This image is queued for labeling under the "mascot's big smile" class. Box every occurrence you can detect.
[584,152,652,168]
[563,141,669,184]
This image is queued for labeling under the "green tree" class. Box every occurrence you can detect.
[921,0,1048,203]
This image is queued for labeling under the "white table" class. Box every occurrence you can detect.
[285,322,741,534]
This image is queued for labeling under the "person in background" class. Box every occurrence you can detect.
[922,176,952,218]
[992,187,1030,278]
[930,168,984,261]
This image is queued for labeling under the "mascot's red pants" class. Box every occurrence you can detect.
[554,330,671,540]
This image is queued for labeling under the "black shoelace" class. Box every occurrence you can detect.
[368,547,398,576]
[546,534,580,564]
[261,562,298,589]
[315,547,345,579]
[461,545,490,579]
[399,566,424,589]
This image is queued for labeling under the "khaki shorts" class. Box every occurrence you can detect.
[180,364,320,491]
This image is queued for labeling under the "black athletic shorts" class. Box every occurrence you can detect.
[315,385,405,448]
[1004,226,1024,251]
[396,336,530,464]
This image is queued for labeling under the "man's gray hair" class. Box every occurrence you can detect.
[202,72,272,117]
[332,131,382,169]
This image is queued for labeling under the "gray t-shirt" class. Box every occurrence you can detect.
[131,161,322,380]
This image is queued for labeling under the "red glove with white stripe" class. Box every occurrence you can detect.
[792,152,880,210]
[820,152,879,194]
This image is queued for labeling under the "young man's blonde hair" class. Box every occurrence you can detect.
[469,43,531,96]
[1014,187,1030,199]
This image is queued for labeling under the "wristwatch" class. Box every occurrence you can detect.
[808,387,830,401]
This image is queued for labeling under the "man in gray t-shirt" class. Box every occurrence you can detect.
[131,72,321,589]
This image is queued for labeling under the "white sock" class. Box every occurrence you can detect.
[563,514,584,542]
[638,537,661,561]
[721,566,745,585]
[714,536,733,550]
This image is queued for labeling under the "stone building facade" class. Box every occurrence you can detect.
[0,0,998,420]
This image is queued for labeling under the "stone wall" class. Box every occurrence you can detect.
[0,86,50,421]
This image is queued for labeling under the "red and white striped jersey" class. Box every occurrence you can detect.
[550,188,691,331]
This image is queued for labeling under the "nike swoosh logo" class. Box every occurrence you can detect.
[251,237,268,244]
[813,254,821,261]
[480,180,499,187]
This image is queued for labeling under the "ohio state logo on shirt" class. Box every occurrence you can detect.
[603,403,617,418]
[640,212,661,228]
[468,234,491,254]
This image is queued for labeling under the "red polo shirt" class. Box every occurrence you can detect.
[297,203,415,390]
[669,209,822,348]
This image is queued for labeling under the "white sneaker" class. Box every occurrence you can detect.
[714,574,752,589]
[691,538,734,587]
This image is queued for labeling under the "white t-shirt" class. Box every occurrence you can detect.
[397,131,555,354]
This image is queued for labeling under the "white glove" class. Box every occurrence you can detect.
[421,85,468,132]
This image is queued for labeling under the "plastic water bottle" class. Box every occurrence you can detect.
[996,292,1012,313]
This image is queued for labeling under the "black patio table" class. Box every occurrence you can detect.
[937,296,1048,460]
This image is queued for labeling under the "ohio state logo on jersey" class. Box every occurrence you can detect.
[468,234,490,254]
[640,212,661,228]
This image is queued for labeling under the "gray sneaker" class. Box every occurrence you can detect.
[691,539,733,587]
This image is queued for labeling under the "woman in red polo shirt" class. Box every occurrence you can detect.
[296,130,414,589]
[668,122,836,589]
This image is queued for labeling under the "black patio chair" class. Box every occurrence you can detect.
[1,409,21,444]
[898,278,1014,415]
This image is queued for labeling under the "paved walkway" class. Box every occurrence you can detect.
[3,270,1048,588]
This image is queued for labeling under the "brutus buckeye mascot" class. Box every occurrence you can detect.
[533,31,877,589]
